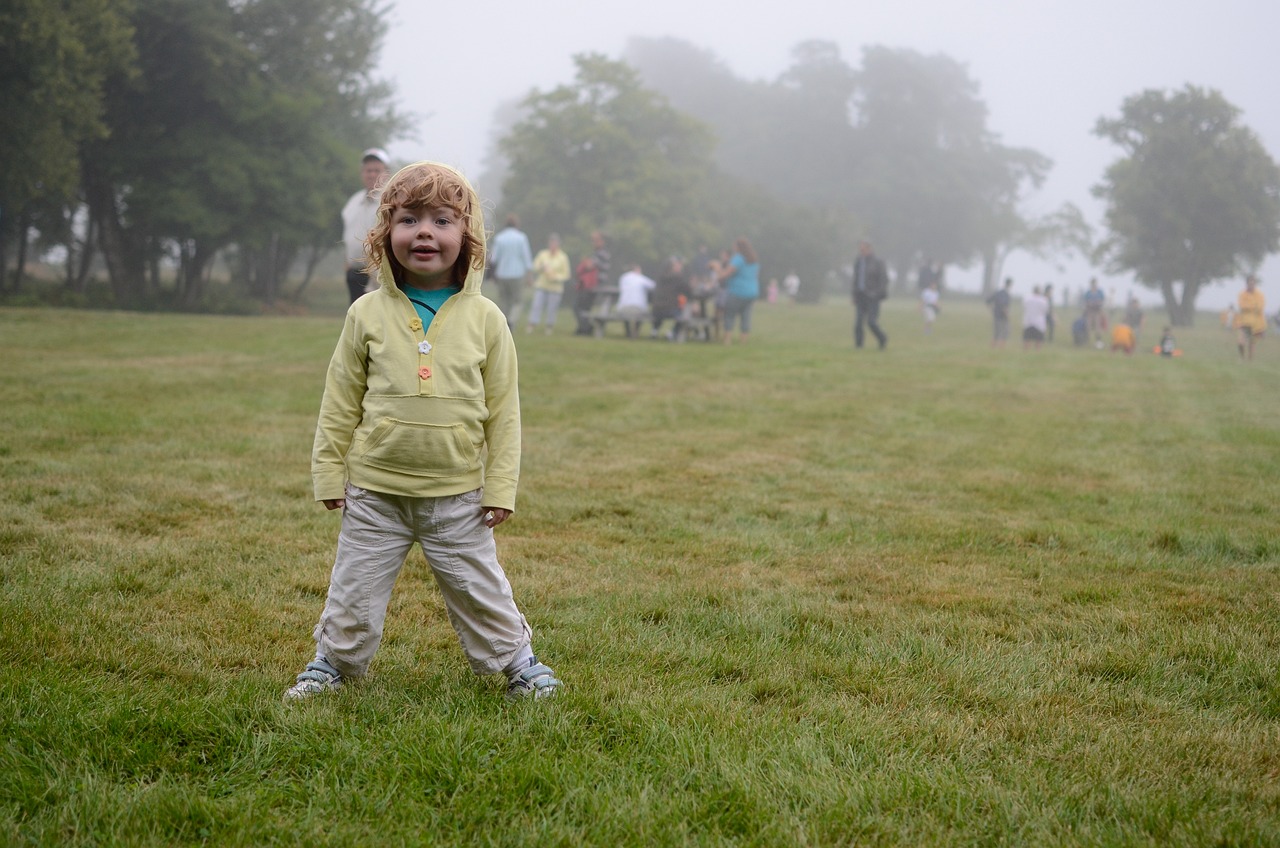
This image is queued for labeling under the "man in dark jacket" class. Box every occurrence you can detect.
[852,241,889,349]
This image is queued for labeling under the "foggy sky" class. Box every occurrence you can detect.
[378,0,1280,311]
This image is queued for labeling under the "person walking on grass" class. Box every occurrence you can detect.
[920,279,940,335]
[850,240,889,349]
[986,277,1013,348]
[487,213,534,328]
[718,236,761,345]
[526,233,571,335]
[286,162,561,704]
[1236,274,1266,361]
[1083,278,1107,348]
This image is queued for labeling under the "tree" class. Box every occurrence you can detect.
[499,54,719,268]
[0,0,134,290]
[982,202,1093,294]
[77,0,399,308]
[1094,86,1280,325]
[623,37,858,292]
[850,46,1052,289]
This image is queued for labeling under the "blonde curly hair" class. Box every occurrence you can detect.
[363,163,485,288]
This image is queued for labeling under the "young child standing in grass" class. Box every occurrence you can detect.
[285,162,561,703]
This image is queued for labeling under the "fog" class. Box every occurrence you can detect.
[378,0,1280,312]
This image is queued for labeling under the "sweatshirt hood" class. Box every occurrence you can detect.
[375,161,488,296]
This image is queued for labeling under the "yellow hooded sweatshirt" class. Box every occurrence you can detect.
[311,163,520,511]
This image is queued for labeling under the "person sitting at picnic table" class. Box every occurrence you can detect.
[616,263,656,338]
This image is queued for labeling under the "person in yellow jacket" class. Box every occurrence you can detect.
[1236,274,1266,361]
[285,161,561,703]
[525,233,572,335]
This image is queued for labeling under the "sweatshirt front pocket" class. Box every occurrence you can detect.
[360,418,478,477]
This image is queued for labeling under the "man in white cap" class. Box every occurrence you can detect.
[340,148,390,304]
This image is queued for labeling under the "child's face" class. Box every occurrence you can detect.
[389,203,465,289]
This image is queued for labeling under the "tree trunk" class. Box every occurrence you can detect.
[0,213,8,294]
[85,175,145,306]
[12,214,31,291]
[70,211,97,294]
[292,242,331,299]
[1159,280,1200,327]
[979,244,1000,296]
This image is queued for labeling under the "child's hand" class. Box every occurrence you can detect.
[322,499,345,511]
[483,507,511,528]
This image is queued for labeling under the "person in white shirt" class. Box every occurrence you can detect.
[616,264,656,338]
[340,148,390,304]
[1021,285,1050,350]
[920,281,940,334]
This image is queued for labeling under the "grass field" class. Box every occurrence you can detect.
[2,295,1278,846]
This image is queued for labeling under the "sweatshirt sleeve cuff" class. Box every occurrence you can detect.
[482,476,518,512]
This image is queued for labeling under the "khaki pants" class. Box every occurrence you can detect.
[313,484,532,678]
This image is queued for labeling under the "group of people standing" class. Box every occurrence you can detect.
[482,218,764,345]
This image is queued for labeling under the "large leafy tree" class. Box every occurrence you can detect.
[850,46,1051,288]
[79,0,398,308]
[499,54,719,268]
[0,0,135,291]
[1094,85,1280,325]
[626,38,1060,297]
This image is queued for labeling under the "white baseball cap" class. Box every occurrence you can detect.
[361,147,390,165]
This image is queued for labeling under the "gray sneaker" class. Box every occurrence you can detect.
[505,660,562,702]
[283,660,342,702]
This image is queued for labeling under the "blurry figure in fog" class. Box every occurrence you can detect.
[1071,315,1088,346]
[850,240,889,349]
[1043,284,1056,342]
[783,271,800,302]
[526,233,571,335]
[488,214,534,328]
[341,148,391,304]
[572,254,598,335]
[651,256,692,340]
[616,263,656,338]
[917,258,943,293]
[986,277,1013,348]
[1123,297,1144,347]
[719,237,761,345]
[1159,326,1177,357]
[766,277,779,304]
[1235,274,1266,361]
[1083,278,1106,347]
[920,280,940,334]
[1021,285,1049,350]
[574,231,609,335]
[1110,320,1135,355]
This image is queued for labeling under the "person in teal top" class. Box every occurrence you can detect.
[718,236,760,345]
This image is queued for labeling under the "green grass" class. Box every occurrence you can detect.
[1,298,1277,846]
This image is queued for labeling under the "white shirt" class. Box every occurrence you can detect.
[1022,293,1049,332]
[341,189,380,268]
[617,270,656,310]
